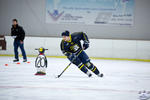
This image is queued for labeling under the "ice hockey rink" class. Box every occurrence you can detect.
[0,56,150,100]
[1,0,150,100]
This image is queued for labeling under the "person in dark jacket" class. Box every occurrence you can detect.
[60,30,103,77]
[11,19,27,62]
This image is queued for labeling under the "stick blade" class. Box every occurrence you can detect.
[55,75,60,78]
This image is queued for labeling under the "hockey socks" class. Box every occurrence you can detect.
[85,62,103,77]
[78,63,92,77]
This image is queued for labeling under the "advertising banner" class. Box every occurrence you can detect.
[46,0,134,25]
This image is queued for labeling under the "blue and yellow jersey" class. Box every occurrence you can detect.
[60,32,89,56]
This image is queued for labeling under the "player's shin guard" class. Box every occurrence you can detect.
[85,62,100,75]
[78,63,92,77]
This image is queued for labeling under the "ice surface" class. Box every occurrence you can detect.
[0,56,150,100]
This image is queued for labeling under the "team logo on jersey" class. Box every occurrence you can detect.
[70,44,80,52]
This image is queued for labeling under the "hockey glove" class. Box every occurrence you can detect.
[83,42,89,50]
[68,53,77,62]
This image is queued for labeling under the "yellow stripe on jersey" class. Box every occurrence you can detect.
[83,33,87,41]
[77,49,83,55]
[62,41,64,50]
[67,34,72,43]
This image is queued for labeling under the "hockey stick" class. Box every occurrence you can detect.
[56,62,72,78]
[56,50,83,78]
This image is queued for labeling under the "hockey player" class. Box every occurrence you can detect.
[60,31,103,77]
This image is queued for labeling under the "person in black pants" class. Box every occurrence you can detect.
[60,31,103,77]
[11,19,27,62]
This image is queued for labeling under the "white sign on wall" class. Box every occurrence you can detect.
[46,0,134,25]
